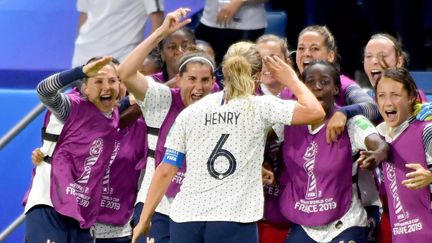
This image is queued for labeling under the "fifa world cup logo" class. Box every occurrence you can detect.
[386,163,408,221]
[102,141,120,195]
[303,141,318,199]
[75,138,103,191]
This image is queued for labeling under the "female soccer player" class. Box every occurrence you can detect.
[374,67,432,243]
[131,41,325,243]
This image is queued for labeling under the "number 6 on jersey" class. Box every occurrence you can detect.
[207,134,237,180]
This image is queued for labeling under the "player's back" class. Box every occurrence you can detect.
[169,91,295,223]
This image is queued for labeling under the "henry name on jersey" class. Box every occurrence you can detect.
[204,111,241,126]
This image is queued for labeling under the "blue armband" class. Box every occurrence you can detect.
[162,148,185,168]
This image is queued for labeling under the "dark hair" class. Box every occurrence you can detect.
[159,27,196,50]
[374,67,419,102]
[366,33,409,68]
[159,27,196,80]
[301,60,341,92]
[298,25,341,71]
[146,48,163,70]
[85,56,120,65]
[177,50,216,77]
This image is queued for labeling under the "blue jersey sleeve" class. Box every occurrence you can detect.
[162,148,185,168]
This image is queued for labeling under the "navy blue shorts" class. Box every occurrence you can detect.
[365,205,380,243]
[25,205,94,243]
[132,202,170,243]
[170,220,258,243]
[286,224,368,243]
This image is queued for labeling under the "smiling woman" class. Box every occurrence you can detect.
[26,57,122,243]
[116,8,221,242]
[81,61,121,114]
[279,61,388,243]
[285,25,380,144]
[176,51,216,107]
[37,56,120,121]
[363,34,407,88]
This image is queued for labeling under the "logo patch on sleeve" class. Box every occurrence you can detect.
[355,118,373,130]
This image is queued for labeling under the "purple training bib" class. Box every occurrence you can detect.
[382,120,432,243]
[280,121,353,226]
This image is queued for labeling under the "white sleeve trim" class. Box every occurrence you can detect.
[347,115,377,154]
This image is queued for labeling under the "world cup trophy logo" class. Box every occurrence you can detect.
[386,163,408,221]
[102,141,120,195]
[75,138,104,192]
[303,141,318,199]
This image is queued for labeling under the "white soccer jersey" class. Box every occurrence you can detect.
[165,91,296,223]
[72,0,164,67]
[24,113,63,213]
[136,77,175,215]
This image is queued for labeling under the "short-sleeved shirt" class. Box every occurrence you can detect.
[73,0,164,67]
[136,77,175,215]
[165,92,295,223]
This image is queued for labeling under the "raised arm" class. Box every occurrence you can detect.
[118,8,191,101]
[263,55,325,125]
[37,56,114,122]
[36,68,82,122]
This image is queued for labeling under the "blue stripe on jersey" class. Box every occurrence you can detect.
[162,148,185,168]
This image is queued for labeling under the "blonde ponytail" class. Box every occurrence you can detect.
[223,55,255,100]
[222,42,262,100]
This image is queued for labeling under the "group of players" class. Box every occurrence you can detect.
[23,7,432,243]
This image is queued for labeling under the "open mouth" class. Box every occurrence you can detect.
[385,110,397,121]
[100,94,113,106]
[191,93,203,101]
[370,70,382,84]
[303,61,311,70]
